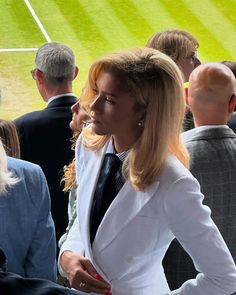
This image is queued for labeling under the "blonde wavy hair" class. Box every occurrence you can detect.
[80,48,189,191]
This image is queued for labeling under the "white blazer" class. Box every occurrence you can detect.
[59,139,236,295]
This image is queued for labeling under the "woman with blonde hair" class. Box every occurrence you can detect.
[59,48,236,294]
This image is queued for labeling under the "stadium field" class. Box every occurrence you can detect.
[0,0,235,120]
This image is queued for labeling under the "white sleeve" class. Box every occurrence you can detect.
[58,216,85,276]
[163,176,236,295]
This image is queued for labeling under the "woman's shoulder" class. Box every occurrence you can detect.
[7,157,43,176]
[160,154,193,184]
[153,154,201,203]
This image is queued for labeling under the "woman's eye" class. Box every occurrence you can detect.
[105,96,114,104]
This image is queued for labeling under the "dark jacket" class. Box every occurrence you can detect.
[15,95,77,244]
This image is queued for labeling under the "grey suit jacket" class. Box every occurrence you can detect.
[0,157,57,281]
[163,126,236,290]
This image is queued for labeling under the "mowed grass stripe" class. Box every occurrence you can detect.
[51,0,110,60]
[129,0,179,36]
[28,0,96,87]
[211,0,236,26]
[106,0,153,47]
[28,0,93,59]
[78,0,140,51]
[158,0,233,62]
[183,0,235,59]
[0,1,44,48]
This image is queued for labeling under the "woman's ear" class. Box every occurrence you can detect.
[139,108,146,122]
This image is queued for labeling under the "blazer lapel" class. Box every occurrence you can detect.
[94,179,160,252]
[78,143,108,261]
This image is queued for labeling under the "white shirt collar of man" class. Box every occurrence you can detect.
[47,93,75,105]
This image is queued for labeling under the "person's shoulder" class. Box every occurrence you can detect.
[7,158,49,203]
[7,157,43,177]
[160,155,193,186]
[14,110,44,125]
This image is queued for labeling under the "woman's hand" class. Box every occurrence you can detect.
[60,251,111,294]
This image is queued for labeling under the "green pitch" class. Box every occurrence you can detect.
[0,0,235,120]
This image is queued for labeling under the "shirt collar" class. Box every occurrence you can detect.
[106,139,128,162]
[182,125,230,142]
[47,93,75,105]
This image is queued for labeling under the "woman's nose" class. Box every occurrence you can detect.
[71,101,80,113]
[90,95,102,111]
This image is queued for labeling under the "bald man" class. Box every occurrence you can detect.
[163,63,236,290]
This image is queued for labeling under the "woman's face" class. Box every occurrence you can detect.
[70,101,88,131]
[90,71,144,151]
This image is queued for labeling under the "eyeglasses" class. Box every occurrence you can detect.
[184,51,198,62]
[30,68,42,80]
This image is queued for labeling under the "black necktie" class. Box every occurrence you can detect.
[90,153,125,244]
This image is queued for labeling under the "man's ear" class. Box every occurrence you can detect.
[184,85,191,109]
[229,94,236,113]
[35,69,44,85]
[73,66,79,80]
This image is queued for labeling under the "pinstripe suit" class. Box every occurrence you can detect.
[163,125,236,290]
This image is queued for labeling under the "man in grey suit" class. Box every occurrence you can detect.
[163,62,236,290]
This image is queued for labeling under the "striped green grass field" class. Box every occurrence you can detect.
[0,0,235,120]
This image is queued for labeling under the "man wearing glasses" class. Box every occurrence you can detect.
[15,42,78,249]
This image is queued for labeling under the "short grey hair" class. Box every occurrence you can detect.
[35,42,76,84]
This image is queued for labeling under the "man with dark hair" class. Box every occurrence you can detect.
[15,42,78,245]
